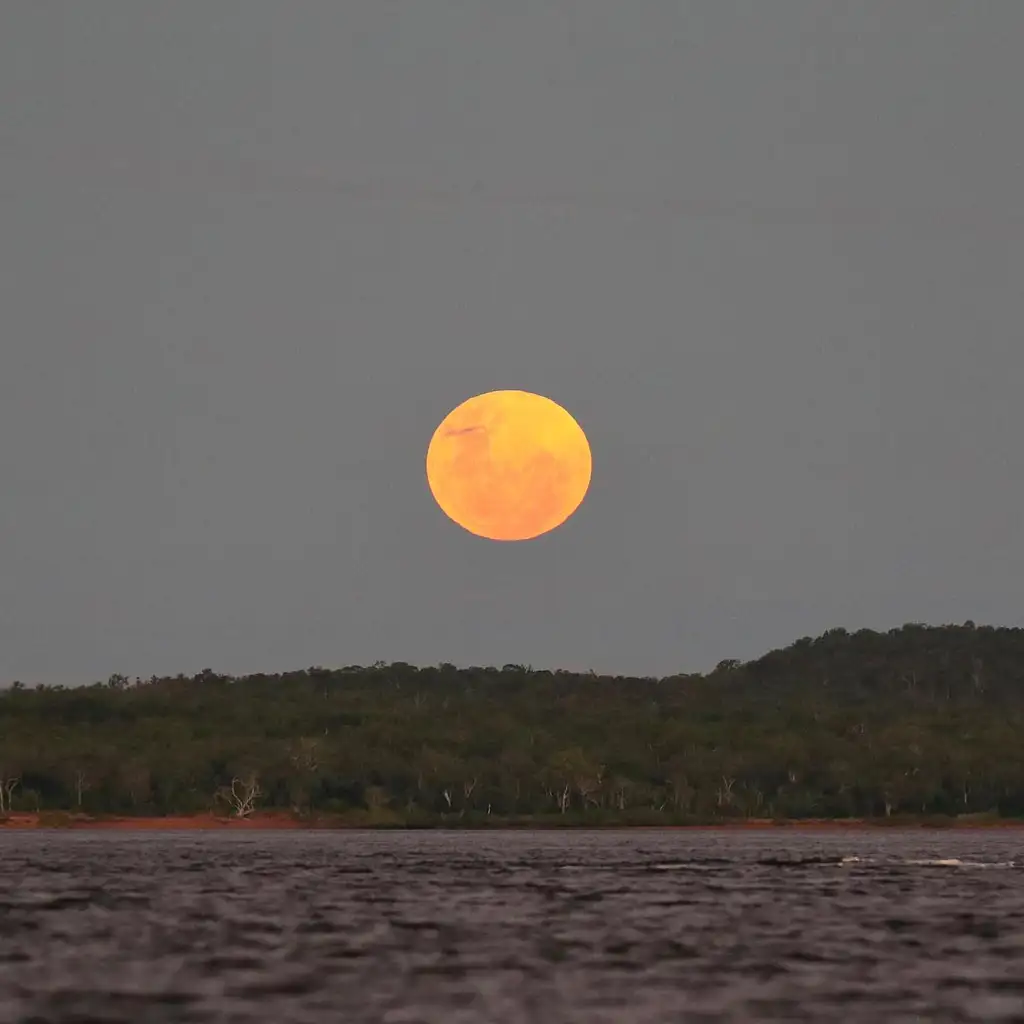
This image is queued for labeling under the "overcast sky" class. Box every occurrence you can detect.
[2,2,1022,684]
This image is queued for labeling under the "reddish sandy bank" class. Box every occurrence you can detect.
[0,812,312,830]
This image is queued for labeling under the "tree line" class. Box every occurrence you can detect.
[2,622,1024,823]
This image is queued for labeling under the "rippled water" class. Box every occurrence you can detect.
[2,829,1023,1022]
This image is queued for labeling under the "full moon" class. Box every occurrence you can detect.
[426,390,592,541]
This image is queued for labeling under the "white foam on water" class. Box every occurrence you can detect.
[837,856,1017,868]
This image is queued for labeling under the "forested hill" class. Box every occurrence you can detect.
[2,622,1024,822]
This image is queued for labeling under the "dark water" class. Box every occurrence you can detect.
[2,830,1023,1023]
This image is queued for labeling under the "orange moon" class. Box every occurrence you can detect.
[426,390,592,541]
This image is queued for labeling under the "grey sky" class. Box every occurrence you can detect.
[1,2,1022,685]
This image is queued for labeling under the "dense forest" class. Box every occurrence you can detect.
[2,622,1024,823]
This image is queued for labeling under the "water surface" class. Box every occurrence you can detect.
[1,829,1023,1022]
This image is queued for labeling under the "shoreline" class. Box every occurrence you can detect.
[3,812,1024,831]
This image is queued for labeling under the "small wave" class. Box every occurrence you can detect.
[757,856,848,867]
[902,858,1016,868]
[649,858,731,870]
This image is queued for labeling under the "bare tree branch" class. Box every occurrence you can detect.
[0,774,20,815]
[216,774,262,818]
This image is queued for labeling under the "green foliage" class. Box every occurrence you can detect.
[2,623,1024,821]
